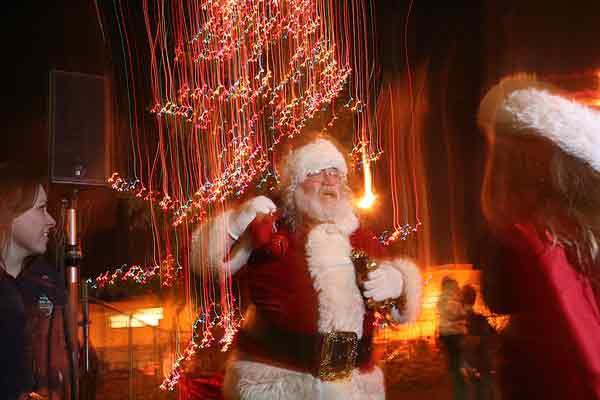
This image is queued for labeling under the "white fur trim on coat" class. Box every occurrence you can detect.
[191,210,252,276]
[306,222,365,337]
[224,358,384,400]
[284,138,348,186]
[222,216,388,399]
[480,79,600,173]
[387,258,422,323]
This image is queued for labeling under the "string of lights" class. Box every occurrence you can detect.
[86,255,181,289]
[105,0,425,391]
[160,306,242,391]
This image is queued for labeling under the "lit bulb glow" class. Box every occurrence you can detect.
[357,191,376,209]
[357,147,376,209]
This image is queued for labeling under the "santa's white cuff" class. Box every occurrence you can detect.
[386,258,422,323]
[192,210,253,275]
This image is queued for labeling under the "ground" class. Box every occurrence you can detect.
[94,336,501,399]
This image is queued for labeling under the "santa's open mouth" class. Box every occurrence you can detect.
[320,190,338,199]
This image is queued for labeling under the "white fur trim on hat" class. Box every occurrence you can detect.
[284,138,348,185]
[480,79,600,172]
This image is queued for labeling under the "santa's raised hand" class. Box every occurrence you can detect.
[228,196,277,240]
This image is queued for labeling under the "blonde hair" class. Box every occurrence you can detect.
[545,152,600,290]
[481,135,600,293]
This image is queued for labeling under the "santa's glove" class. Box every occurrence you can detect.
[363,262,404,302]
[228,196,277,240]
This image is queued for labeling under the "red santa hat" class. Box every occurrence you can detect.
[478,76,600,172]
[281,137,348,187]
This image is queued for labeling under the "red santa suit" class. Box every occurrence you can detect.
[203,207,421,400]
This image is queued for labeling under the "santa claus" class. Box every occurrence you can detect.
[193,134,422,400]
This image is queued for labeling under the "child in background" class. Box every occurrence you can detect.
[461,284,495,400]
[437,276,468,400]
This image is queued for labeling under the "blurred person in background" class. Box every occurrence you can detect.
[478,76,600,399]
[437,276,468,400]
[461,284,496,400]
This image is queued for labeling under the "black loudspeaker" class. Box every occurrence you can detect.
[49,70,110,186]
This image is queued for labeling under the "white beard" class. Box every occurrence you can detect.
[293,186,359,236]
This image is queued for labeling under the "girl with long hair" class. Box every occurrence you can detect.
[0,164,72,400]
[478,77,600,399]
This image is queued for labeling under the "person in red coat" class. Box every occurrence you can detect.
[193,134,422,400]
[478,77,600,399]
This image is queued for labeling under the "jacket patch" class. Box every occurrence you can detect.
[37,294,54,317]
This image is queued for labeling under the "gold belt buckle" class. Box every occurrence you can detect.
[317,331,358,381]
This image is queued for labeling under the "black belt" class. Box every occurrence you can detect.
[236,313,373,381]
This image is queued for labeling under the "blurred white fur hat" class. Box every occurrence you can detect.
[478,75,600,172]
[282,137,348,186]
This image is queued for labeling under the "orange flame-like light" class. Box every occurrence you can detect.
[357,150,376,209]
[571,70,600,108]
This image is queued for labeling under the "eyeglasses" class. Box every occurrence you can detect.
[304,167,344,182]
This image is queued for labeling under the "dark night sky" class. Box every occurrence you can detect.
[1,1,106,168]
[5,1,600,164]
[2,1,600,268]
